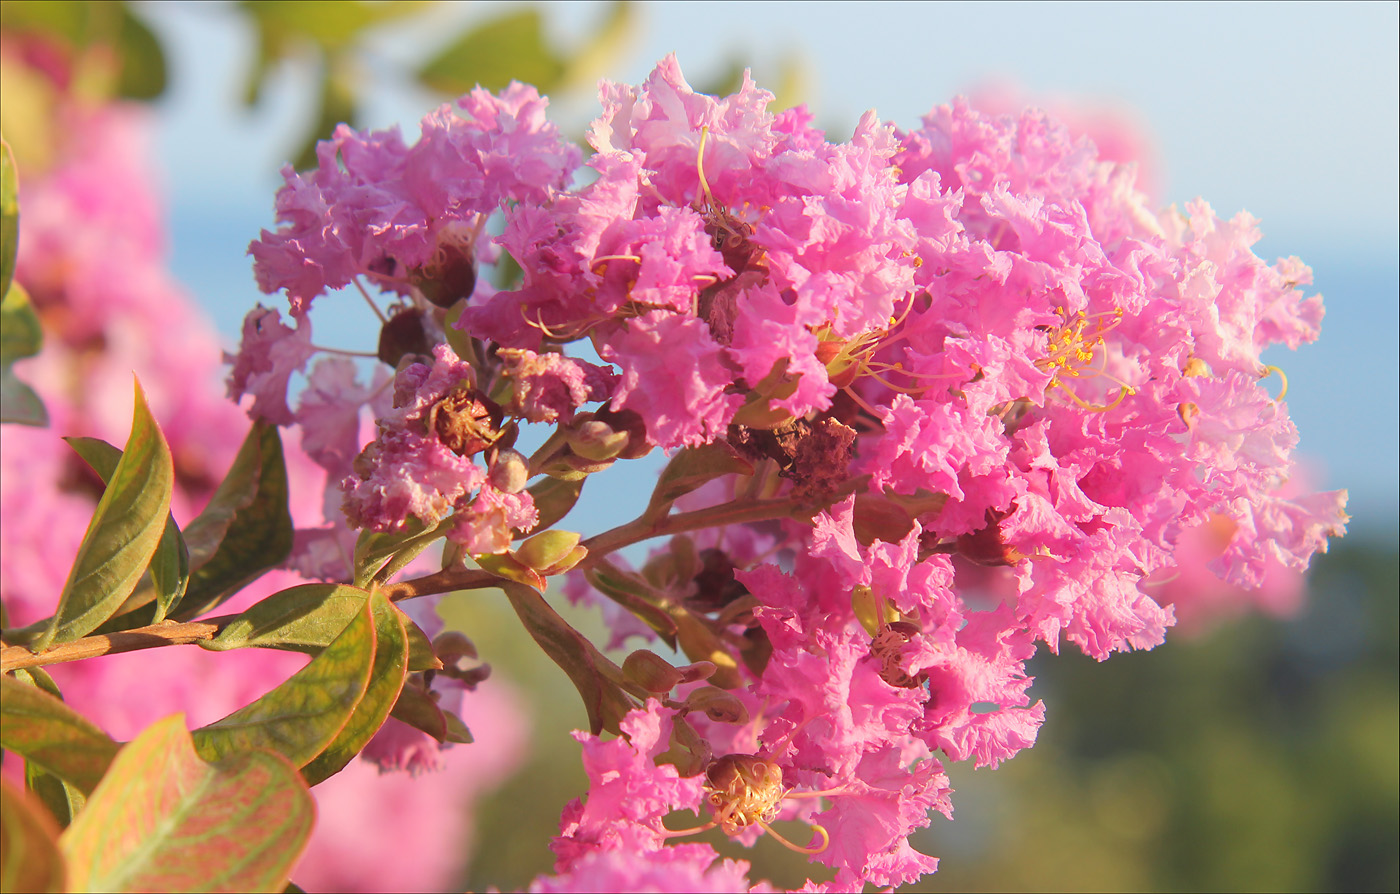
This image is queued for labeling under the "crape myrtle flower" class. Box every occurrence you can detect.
[241,54,1347,892]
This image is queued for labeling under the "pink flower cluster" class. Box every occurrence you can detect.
[245,56,1347,891]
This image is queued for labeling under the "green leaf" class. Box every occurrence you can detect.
[64,436,189,623]
[647,442,754,517]
[9,669,86,828]
[1,138,18,298]
[521,475,584,537]
[583,561,679,647]
[60,715,313,894]
[203,583,371,654]
[203,583,440,672]
[192,595,376,767]
[387,682,447,741]
[0,281,48,427]
[1,778,66,894]
[352,517,445,588]
[0,674,119,795]
[503,583,633,735]
[33,380,173,650]
[177,421,294,620]
[25,763,84,830]
[115,5,166,100]
[301,589,408,785]
[418,9,566,96]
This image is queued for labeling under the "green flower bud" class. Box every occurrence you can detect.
[513,529,582,572]
[684,685,749,724]
[566,419,630,462]
[622,649,684,693]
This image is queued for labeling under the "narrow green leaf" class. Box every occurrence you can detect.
[352,516,445,588]
[192,596,376,766]
[177,421,294,619]
[1,138,18,298]
[442,709,474,744]
[25,763,85,829]
[34,380,173,649]
[301,589,408,785]
[0,778,66,894]
[202,583,370,654]
[583,561,679,646]
[0,675,119,795]
[647,442,754,517]
[61,715,313,894]
[503,583,633,736]
[64,436,189,623]
[202,584,440,672]
[387,682,447,741]
[521,476,584,538]
[418,9,566,96]
[9,668,86,828]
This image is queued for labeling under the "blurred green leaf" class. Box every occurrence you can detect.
[301,589,408,785]
[0,778,66,894]
[0,674,119,796]
[418,8,565,96]
[33,380,172,650]
[1,138,18,298]
[193,595,376,767]
[114,5,166,100]
[176,421,293,620]
[0,281,47,427]
[64,436,189,624]
[61,715,313,894]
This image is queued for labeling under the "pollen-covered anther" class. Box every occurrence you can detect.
[1036,305,1136,412]
[705,753,785,835]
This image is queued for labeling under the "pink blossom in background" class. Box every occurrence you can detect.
[0,56,529,892]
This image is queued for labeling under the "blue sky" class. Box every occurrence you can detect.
[143,1,1398,535]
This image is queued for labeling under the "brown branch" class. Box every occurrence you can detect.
[1,619,226,672]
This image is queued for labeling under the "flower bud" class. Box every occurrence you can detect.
[566,419,630,462]
[684,686,749,724]
[540,544,588,575]
[591,403,652,459]
[377,307,433,367]
[513,529,581,572]
[432,631,478,664]
[487,447,529,494]
[622,649,684,693]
